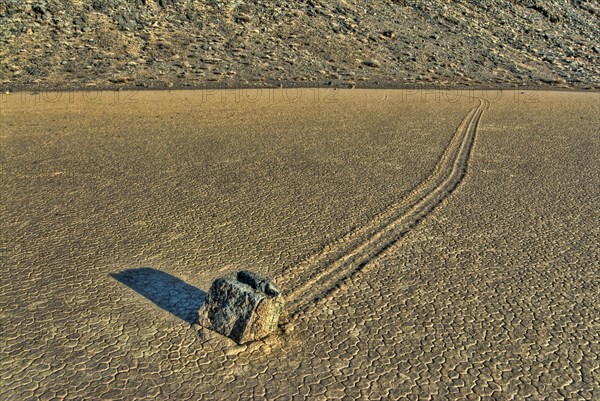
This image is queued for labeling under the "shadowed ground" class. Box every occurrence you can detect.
[111,268,205,324]
[1,89,598,400]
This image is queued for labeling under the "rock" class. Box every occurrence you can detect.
[32,5,50,20]
[197,271,284,344]
[540,77,566,84]
[363,59,381,68]
[158,0,175,8]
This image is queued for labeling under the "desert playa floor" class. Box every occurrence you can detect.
[1,89,599,400]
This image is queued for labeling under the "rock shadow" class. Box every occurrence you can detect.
[111,267,205,324]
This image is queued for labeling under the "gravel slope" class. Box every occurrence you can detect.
[1,0,599,90]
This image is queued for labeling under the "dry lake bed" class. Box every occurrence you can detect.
[1,89,599,400]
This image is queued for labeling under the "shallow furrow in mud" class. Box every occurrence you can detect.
[277,99,489,321]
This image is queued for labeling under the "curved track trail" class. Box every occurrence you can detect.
[277,98,490,321]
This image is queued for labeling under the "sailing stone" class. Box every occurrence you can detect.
[197,271,285,344]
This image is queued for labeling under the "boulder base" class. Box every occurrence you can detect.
[197,271,284,344]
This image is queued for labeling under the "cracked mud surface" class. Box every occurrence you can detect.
[277,98,489,320]
[1,89,599,400]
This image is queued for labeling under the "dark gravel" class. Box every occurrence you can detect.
[1,0,599,90]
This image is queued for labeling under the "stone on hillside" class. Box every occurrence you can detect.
[362,59,381,68]
[197,271,284,344]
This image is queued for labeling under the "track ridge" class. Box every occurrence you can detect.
[276,98,489,322]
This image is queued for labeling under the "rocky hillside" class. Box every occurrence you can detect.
[1,0,599,90]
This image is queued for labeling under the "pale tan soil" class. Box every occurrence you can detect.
[1,89,599,400]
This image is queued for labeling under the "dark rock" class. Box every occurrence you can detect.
[116,14,128,30]
[540,77,566,84]
[92,0,112,13]
[32,5,48,19]
[363,59,381,68]
[197,271,284,344]
[159,0,175,8]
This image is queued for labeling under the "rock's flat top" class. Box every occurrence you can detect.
[1,90,598,399]
[235,271,281,297]
[1,0,599,90]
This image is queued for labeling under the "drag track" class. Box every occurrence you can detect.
[278,99,490,320]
